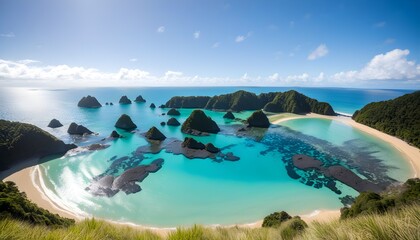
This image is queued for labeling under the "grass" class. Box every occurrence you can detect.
[1,205,419,240]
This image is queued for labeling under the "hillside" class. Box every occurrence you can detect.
[165,90,335,115]
[352,91,420,148]
[0,120,76,170]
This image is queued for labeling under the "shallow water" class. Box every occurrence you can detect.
[0,87,414,227]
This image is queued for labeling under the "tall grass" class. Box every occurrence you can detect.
[1,205,419,240]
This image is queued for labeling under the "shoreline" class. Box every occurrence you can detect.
[2,112,418,234]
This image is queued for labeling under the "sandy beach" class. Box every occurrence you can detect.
[1,112,418,234]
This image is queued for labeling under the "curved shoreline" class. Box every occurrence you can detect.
[2,112,418,234]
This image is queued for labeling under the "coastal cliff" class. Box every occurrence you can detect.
[352,91,420,148]
[0,120,76,171]
[165,90,335,115]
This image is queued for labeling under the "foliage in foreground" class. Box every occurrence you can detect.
[0,181,74,227]
[340,178,420,219]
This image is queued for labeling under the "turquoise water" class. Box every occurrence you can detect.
[0,87,415,227]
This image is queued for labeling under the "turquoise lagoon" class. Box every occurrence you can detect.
[0,87,415,227]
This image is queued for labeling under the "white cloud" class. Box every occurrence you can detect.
[235,32,252,43]
[332,49,420,81]
[164,71,183,79]
[17,59,39,64]
[268,73,279,81]
[314,72,325,82]
[129,58,138,62]
[157,26,165,33]
[212,42,220,48]
[193,31,200,39]
[0,32,15,38]
[307,44,328,60]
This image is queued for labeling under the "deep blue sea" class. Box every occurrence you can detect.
[0,87,415,227]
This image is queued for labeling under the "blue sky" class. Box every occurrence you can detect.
[0,0,419,88]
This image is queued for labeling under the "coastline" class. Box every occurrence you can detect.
[1,112,418,234]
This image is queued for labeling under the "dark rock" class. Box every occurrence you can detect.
[165,96,211,108]
[167,117,181,126]
[181,110,220,134]
[159,104,165,108]
[119,96,132,104]
[67,122,93,135]
[87,144,110,151]
[110,130,121,138]
[167,108,181,116]
[145,126,166,141]
[134,95,146,103]
[247,110,270,128]
[114,114,137,131]
[162,113,166,116]
[105,102,109,105]
[160,121,166,126]
[222,152,240,161]
[223,111,235,119]
[205,143,220,153]
[110,102,113,105]
[0,120,77,171]
[150,103,156,108]
[47,119,63,128]
[77,95,102,108]
[182,137,205,150]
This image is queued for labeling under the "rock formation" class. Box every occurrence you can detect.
[67,122,93,135]
[134,95,146,103]
[181,110,220,134]
[167,118,181,126]
[205,143,220,153]
[223,111,235,119]
[77,95,102,108]
[110,130,121,138]
[114,114,137,131]
[167,108,181,116]
[119,96,132,104]
[47,119,63,128]
[145,127,166,141]
[246,110,270,128]
[150,103,156,108]
[182,137,205,150]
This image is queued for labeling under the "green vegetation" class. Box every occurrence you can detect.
[262,211,292,227]
[165,90,335,115]
[352,91,420,148]
[246,110,270,128]
[0,181,74,227]
[0,120,76,170]
[181,110,220,133]
[341,178,420,219]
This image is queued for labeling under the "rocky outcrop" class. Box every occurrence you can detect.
[165,96,211,108]
[167,118,181,126]
[67,122,93,135]
[160,122,166,126]
[223,111,235,119]
[150,103,156,108]
[0,120,77,171]
[181,110,220,134]
[182,137,205,150]
[246,110,270,128]
[47,119,63,128]
[119,96,132,104]
[205,143,220,153]
[167,108,181,116]
[110,130,121,138]
[77,95,102,108]
[134,95,146,103]
[145,127,166,141]
[114,114,137,131]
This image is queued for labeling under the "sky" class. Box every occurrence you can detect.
[0,0,419,89]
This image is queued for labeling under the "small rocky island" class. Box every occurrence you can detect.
[0,120,76,171]
[114,114,137,131]
[223,111,235,120]
[167,117,181,126]
[77,95,102,108]
[181,110,220,134]
[119,96,132,104]
[167,108,181,116]
[247,110,270,128]
[134,95,146,103]
[67,122,93,135]
[150,103,156,108]
[145,127,166,141]
[47,119,63,128]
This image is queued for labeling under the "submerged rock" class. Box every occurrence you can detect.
[119,96,132,104]
[150,103,156,108]
[167,117,181,126]
[110,130,121,138]
[223,111,235,120]
[145,126,166,141]
[115,114,137,131]
[67,122,93,135]
[182,137,205,150]
[77,95,102,108]
[134,95,146,103]
[247,110,270,128]
[167,108,181,116]
[181,110,220,134]
[47,119,63,128]
[160,121,166,126]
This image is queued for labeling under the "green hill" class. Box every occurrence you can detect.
[352,91,420,148]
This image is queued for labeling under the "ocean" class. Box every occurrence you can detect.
[0,87,415,227]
